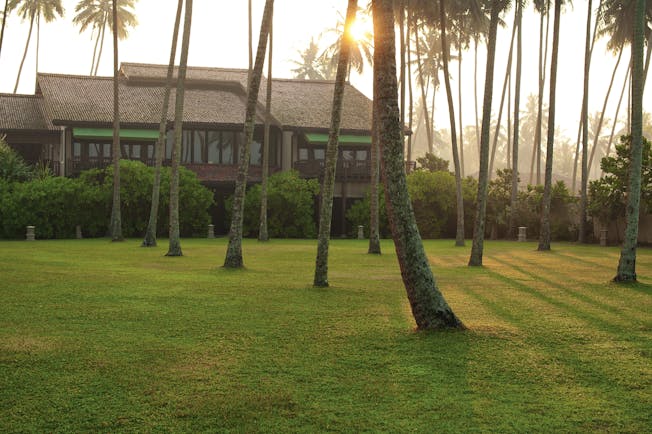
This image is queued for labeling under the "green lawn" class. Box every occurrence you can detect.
[0,238,650,432]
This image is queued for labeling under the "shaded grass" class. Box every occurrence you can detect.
[0,238,650,432]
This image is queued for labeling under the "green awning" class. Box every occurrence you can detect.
[73,127,159,141]
[305,133,372,145]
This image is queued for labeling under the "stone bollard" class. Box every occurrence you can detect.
[357,225,364,240]
[76,225,83,239]
[600,229,608,247]
[518,226,527,242]
[26,226,35,241]
[207,224,215,239]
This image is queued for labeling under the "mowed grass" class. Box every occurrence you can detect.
[0,238,650,432]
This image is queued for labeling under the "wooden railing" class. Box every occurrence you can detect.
[293,159,371,181]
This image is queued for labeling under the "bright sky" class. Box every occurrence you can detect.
[0,0,649,139]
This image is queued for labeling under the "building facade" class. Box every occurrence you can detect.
[0,63,375,235]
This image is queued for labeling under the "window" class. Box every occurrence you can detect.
[182,130,193,163]
[313,148,325,160]
[193,130,206,163]
[166,130,174,159]
[221,131,234,164]
[250,140,262,166]
[298,148,308,161]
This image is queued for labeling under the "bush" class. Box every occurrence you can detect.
[0,177,106,239]
[228,170,320,238]
[0,136,33,182]
[0,160,213,239]
[345,185,391,238]
[80,160,214,238]
[514,181,578,241]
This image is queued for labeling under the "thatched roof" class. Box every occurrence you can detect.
[0,94,56,132]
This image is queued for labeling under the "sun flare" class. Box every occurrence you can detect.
[347,16,373,43]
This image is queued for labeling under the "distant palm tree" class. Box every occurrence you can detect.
[166,0,193,257]
[223,0,274,268]
[508,0,523,239]
[538,0,562,252]
[142,0,183,248]
[258,4,273,242]
[579,0,593,243]
[615,0,646,282]
[372,0,463,330]
[109,0,122,241]
[73,0,137,76]
[313,0,358,288]
[9,0,64,93]
[0,0,9,60]
[290,37,335,80]
[468,0,504,267]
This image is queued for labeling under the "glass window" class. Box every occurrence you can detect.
[131,144,141,159]
[182,130,193,163]
[73,142,81,158]
[147,143,155,159]
[193,130,206,163]
[207,131,220,164]
[103,143,111,158]
[356,150,368,161]
[221,132,234,164]
[166,130,174,159]
[250,140,262,166]
[342,150,355,160]
[298,148,308,161]
[313,148,325,160]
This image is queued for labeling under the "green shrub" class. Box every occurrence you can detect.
[514,181,578,241]
[0,136,33,182]
[228,170,320,238]
[345,185,391,238]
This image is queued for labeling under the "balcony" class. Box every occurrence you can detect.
[293,159,371,182]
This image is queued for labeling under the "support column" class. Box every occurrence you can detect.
[282,131,293,171]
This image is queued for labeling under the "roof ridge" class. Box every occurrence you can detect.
[38,72,114,81]
[122,62,249,74]
[0,93,44,99]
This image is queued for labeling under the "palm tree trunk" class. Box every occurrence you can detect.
[399,3,406,137]
[166,0,194,257]
[474,38,480,158]
[14,13,35,93]
[372,0,463,330]
[224,0,274,268]
[94,20,107,76]
[368,36,381,255]
[508,0,523,240]
[458,36,464,178]
[615,0,645,282]
[579,0,593,244]
[314,0,357,287]
[439,0,464,247]
[507,71,512,169]
[537,0,561,252]
[142,0,183,248]
[90,25,102,75]
[406,5,414,166]
[489,10,517,180]
[35,13,40,82]
[258,12,273,242]
[248,0,253,74]
[587,44,623,177]
[643,32,651,90]
[603,62,630,168]
[413,16,433,153]
[469,0,500,266]
[109,0,123,242]
[0,0,8,60]
[530,10,546,185]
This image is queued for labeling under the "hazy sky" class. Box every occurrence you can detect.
[0,0,649,139]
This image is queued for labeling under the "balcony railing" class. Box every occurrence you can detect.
[293,159,372,181]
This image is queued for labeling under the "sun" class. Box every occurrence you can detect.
[347,16,373,43]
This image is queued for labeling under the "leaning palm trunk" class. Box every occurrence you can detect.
[142,0,183,247]
[14,13,35,93]
[413,15,433,154]
[604,63,630,166]
[474,38,481,157]
[468,1,500,267]
[537,0,561,252]
[224,0,274,268]
[368,42,381,255]
[166,0,193,257]
[508,0,523,239]
[457,36,464,178]
[406,6,414,166]
[313,0,357,287]
[615,0,646,282]
[530,10,547,185]
[373,0,463,330]
[439,0,464,247]
[259,13,273,242]
[0,0,8,60]
[578,0,592,243]
[94,22,107,76]
[109,0,123,241]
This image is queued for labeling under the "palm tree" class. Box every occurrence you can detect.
[166,0,193,257]
[223,0,273,269]
[373,0,463,330]
[0,0,9,60]
[109,0,122,241]
[615,0,646,282]
[258,5,273,242]
[508,0,523,239]
[290,37,335,80]
[537,0,562,252]
[141,0,182,248]
[314,0,358,287]
[579,0,593,243]
[369,4,381,256]
[468,0,503,267]
[319,5,373,79]
[9,0,64,93]
[73,0,138,76]
[438,0,464,247]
